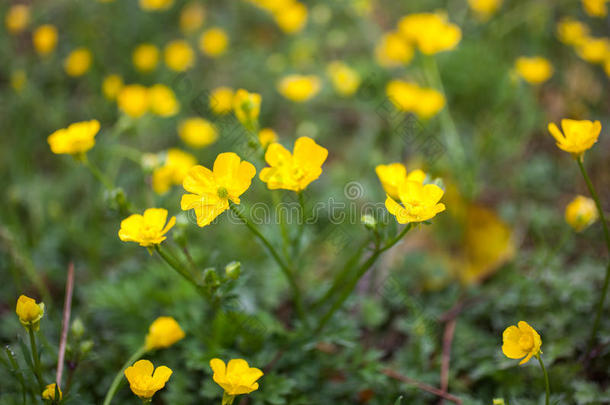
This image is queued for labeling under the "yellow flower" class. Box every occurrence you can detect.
[258,128,278,148]
[42,383,62,401]
[102,74,124,100]
[181,153,256,227]
[152,149,197,194]
[557,18,589,46]
[326,61,361,96]
[210,358,263,396]
[386,80,445,119]
[374,32,414,68]
[565,195,598,232]
[148,84,180,117]
[502,321,542,365]
[64,47,92,77]
[139,0,174,11]
[164,40,195,72]
[468,0,502,20]
[398,13,461,55]
[547,119,601,157]
[375,163,425,200]
[133,43,160,72]
[125,360,172,400]
[209,87,234,115]
[11,69,26,93]
[515,56,554,85]
[5,4,29,34]
[48,120,100,155]
[180,2,205,33]
[32,25,58,56]
[385,181,446,224]
[582,0,608,17]
[277,74,321,102]
[145,316,185,350]
[260,136,328,192]
[577,37,610,64]
[179,118,218,149]
[16,295,44,331]
[273,2,308,34]
[199,28,229,58]
[118,208,176,247]
[233,89,261,127]
[118,84,149,118]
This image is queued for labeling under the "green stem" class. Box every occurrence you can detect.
[82,155,114,191]
[294,191,306,256]
[273,191,291,262]
[222,392,235,405]
[102,346,147,405]
[27,328,44,391]
[154,245,204,294]
[536,354,550,405]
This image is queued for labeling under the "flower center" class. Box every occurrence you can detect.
[217,187,228,199]
[518,334,534,351]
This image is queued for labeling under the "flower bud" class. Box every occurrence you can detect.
[15,295,44,331]
[80,340,94,355]
[361,214,377,230]
[203,268,221,291]
[71,317,85,339]
[225,261,241,280]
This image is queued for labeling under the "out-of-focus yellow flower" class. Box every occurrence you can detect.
[145,316,185,350]
[178,118,218,148]
[16,295,44,331]
[577,36,610,64]
[582,0,608,17]
[164,40,195,72]
[398,13,461,54]
[125,360,172,400]
[233,89,261,127]
[557,18,589,46]
[260,136,328,191]
[565,195,598,232]
[11,69,26,93]
[180,2,205,33]
[375,32,414,68]
[64,47,92,77]
[385,181,446,224]
[133,43,160,72]
[42,383,62,401]
[515,56,553,84]
[326,61,360,96]
[210,358,263,396]
[102,74,124,100]
[273,2,308,34]
[199,28,229,58]
[209,87,234,115]
[148,84,179,117]
[139,0,174,11]
[258,128,278,148]
[375,163,425,200]
[386,80,445,119]
[48,120,100,155]
[118,208,176,247]
[468,0,502,20]
[152,149,197,194]
[181,153,256,227]
[5,4,29,34]
[277,74,321,102]
[548,119,601,157]
[32,25,58,55]
[118,84,149,118]
[502,321,541,365]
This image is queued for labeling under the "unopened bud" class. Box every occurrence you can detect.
[225,261,241,280]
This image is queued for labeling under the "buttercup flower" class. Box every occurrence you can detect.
[199,28,229,57]
[152,149,197,194]
[385,181,446,224]
[178,118,218,148]
[64,47,92,77]
[582,0,608,17]
[398,13,461,54]
[164,40,195,72]
[375,163,425,200]
[547,119,601,157]
[16,295,44,331]
[148,84,180,117]
[102,75,124,100]
[468,0,502,20]
[386,80,445,119]
[180,2,206,33]
[133,43,160,72]
[557,18,589,46]
[181,153,256,227]
[118,208,176,247]
[277,75,321,102]
[209,87,234,115]
[5,4,29,34]
[502,321,542,365]
[124,360,172,400]
[48,120,100,155]
[210,358,263,396]
[42,383,62,401]
[233,89,261,127]
[565,195,598,232]
[515,56,553,84]
[118,84,149,118]
[576,37,610,64]
[145,316,185,350]
[260,136,328,192]
[33,25,58,55]
[258,128,278,148]
[139,0,174,11]
[375,32,414,68]
[273,2,308,34]
[327,61,361,96]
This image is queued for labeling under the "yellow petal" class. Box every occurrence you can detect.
[265,143,292,167]
[293,136,328,168]
[209,358,226,376]
[213,152,241,182]
[547,122,565,144]
[183,165,215,195]
[151,365,173,388]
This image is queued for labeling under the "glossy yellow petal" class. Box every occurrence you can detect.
[293,136,328,168]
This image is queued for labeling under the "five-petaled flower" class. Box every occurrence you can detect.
[42,383,62,401]
[48,120,100,155]
[502,321,542,365]
[181,153,256,227]
[233,89,261,128]
[16,294,45,331]
[260,136,328,192]
[385,181,446,224]
[145,316,185,350]
[375,163,425,200]
[548,119,601,158]
[118,208,176,247]
[210,358,263,396]
[124,360,172,400]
